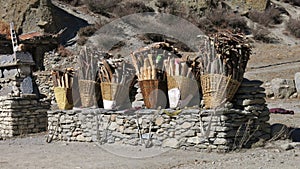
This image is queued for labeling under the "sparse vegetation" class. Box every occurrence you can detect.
[77,22,106,45]
[85,0,122,17]
[249,7,282,27]
[252,25,275,43]
[112,1,154,17]
[205,9,249,34]
[286,17,300,38]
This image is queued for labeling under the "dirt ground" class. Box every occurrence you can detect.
[1,43,300,169]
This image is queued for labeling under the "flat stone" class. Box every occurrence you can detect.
[155,117,164,126]
[181,130,195,137]
[76,135,86,142]
[244,105,266,111]
[20,76,33,94]
[181,122,192,129]
[187,136,205,144]
[116,118,124,125]
[242,99,266,106]
[213,138,228,145]
[108,122,118,131]
[162,138,179,148]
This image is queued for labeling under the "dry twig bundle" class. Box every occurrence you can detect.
[52,68,75,110]
[98,57,135,109]
[194,31,252,81]
[131,42,181,81]
[131,42,181,109]
[190,31,252,108]
[98,58,135,85]
[51,68,75,88]
[78,46,99,81]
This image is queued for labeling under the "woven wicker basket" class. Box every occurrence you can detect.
[100,82,131,109]
[54,87,73,110]
[78,80,100,108]
[167,75,200,108]
[200,74,240,109]
[139,80,168,109]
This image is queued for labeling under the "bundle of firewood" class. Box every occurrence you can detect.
[51,68,75,88]
[131,42,181,81]
[192,31,252,82]
[98,58,135,85]
[164,57,193,78]
[78,47,99,81]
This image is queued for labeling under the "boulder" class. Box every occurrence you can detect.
[295,72,300,96]
[271,78,296,99]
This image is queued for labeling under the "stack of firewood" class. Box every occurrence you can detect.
[51,68,75,88]
[131,42,181,81]
[191,31,252,82]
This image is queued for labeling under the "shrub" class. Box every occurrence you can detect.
[57,45,72,57]
[85,0,122,17]
[249,7,282,27]
[205,9,249,34]
[252,25,274,43]
[0,20,10,39]
[155,0,175,8]
[77,25,97,37]
[77,22,106,45]
[195,17,217,34]
[286,18,300,38]
[113,1,154,17]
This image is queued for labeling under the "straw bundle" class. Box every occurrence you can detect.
[52,68,75,110]
[131,42,178,108]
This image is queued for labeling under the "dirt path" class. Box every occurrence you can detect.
[0,133,299,169]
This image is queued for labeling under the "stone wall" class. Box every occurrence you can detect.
[47,79,270,151]
[0,95,50,138]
